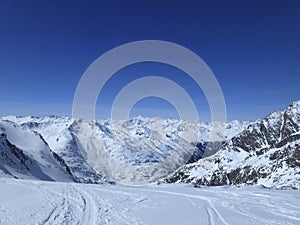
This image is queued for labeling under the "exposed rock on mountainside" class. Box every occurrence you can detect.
[0,120,73,181]
[13,116,104,183]
[164,101,300,189]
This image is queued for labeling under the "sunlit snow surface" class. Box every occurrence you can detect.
[0,179,299,225]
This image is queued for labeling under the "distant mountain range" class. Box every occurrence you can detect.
[0,101,299,189]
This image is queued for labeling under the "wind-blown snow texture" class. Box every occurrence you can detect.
[0,178,299,225]
[165,101,300,189]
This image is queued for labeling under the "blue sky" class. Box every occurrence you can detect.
[0,0,299,121]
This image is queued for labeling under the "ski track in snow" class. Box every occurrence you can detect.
[0,179,299,225]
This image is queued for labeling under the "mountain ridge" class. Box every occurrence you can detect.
[0,100,299,188]
[0,115,249,184]
[164,101,300,189]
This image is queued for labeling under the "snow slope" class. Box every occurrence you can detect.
[0,178,299,225]
[0,120,73,181]
[1,116,105,183]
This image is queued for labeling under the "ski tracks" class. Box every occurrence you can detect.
[34,182,142,225]
[42,183,99,225]
[72,185,98,225]
[1,179,299,225]
[15,181,98,225]
[138,187,229,225]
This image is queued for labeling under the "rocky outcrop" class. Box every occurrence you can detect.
[164,101,300,189]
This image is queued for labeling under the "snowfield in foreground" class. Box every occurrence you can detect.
[0,179,299,225]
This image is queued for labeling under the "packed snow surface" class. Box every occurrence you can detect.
[0,178,299,225]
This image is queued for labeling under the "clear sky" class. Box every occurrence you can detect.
[0,0,299,121]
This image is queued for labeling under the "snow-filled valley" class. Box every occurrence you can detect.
[1,178,299,225]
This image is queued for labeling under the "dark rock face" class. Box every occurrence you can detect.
[164,101,300,189]
[0,123,74,181]
[188,141,224,163]
[0,134,30,176]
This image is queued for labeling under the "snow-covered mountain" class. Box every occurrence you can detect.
[1,116,105,183]
[164,101,300,189]
[2,101,299,188]
[0,119,73,181]
[0,115,248,184]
